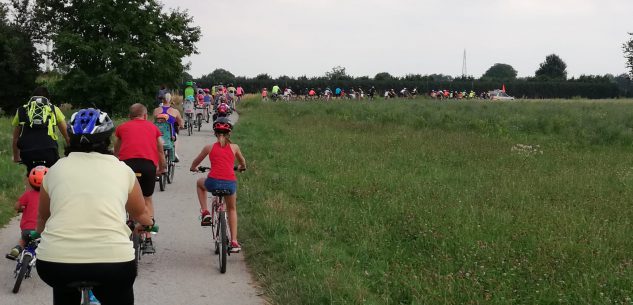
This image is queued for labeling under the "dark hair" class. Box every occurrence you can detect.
[31,87,50,99]
[64,136,113,156]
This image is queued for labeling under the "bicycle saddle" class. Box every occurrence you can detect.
[210,189,232,196]
[67,281,100,289]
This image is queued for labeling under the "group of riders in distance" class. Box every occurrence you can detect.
[7,82,246,305]
[261,85,499,101]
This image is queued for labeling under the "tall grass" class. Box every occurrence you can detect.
[0,118,27,228]
[237,98,633,304]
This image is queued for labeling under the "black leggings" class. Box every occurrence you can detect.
[37,260,137,305]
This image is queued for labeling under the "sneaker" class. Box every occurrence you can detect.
[174,154,180,163]
[5,247,20,260]
[143,238,156,254]
[201,210,212,226]
[229,241,241,253]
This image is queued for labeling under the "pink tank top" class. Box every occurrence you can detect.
[208,142,236,181]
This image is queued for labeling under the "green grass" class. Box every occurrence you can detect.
[0,118,27,228]
[236,98,633,304]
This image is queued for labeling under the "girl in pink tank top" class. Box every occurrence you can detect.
[190,118,246,252]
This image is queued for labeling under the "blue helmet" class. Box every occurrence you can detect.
[68,108,114,144]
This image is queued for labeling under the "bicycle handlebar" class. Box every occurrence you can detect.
[196,166,244,173]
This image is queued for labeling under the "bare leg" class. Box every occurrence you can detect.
[196,178,208,211]
[144,196,154,218]
[225,194,238,242]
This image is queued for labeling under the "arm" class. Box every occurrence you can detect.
[233,144,247,170]
[190,145,212,171]
[12,126,21,162]
[126,181,153,226]
[57,120,70,146]
[37,188,52,233]
[113,137,121,157]
[14,200,22,212]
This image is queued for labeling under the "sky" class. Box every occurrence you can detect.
[162,0,631,79]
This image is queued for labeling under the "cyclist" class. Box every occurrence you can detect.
[12,87,70,177]
[261,88,268,101]
[153,93,184,162]
[36,108,154,305]
[189,118,246,252]
[236,85,245,104]
[184,81,195,99]
[114,103,167,254]
[6,166,47,260]
[271,84,281,100]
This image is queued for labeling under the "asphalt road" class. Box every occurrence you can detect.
[0,112,264,305]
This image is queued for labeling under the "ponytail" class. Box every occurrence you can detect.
[217,133,232,147]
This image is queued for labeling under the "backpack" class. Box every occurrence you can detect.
[24,96,56,130]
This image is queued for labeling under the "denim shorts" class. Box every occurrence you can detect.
[205,178,237,195]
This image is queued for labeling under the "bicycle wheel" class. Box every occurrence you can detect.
[218,211,228,273]
[167,159,175,184]
[188,119,192,135]
[12,255,31,293]
[197,114,202,132]
[132,233,141,264]
[158,175,165,191]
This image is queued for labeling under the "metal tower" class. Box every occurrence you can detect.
[462,49,467,78]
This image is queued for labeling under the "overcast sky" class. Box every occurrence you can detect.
[161,0,632,79]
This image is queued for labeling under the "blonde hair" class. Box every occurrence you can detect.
[216,133,232,147]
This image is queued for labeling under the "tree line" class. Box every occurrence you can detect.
[194,55,632,99]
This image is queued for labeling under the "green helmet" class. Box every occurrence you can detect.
[186,81,193,86]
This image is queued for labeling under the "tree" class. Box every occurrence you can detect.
[374,72,394,81]
[0,2,41,112]
[482,63,517,80]
[535,54,567,80]
[199,69,235,85]
[325,66,350,80]
[35,0,201,113]
[624,33,633,77]
[256,73,272,80]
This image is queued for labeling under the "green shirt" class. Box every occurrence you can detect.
[272,85,280,94]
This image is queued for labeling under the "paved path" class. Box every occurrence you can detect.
[0,113,264,305]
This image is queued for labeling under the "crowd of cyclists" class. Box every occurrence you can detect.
[260,86,498,101]
[6,82,247,305]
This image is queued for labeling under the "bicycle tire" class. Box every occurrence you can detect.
[168,160,175,184]
[219,211,228,273]
[132,233,141,264]
[158,175,165,191]
[197,115,202,132]
[12,255,31,293]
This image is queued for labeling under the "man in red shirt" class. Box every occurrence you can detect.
[114,104,166,253]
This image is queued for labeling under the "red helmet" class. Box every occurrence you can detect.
[217,103,230,114]
[29,166,48,188]
[213,117,232,133]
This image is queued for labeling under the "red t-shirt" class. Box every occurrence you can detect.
[19,190,39,230]
[115,119,162,166]
[208,142,236,181]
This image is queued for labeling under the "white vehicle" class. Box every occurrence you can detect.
[488,90,515,101]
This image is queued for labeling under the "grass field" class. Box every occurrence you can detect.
[235,98,633,304]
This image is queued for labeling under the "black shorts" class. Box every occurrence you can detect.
[123,159,156,197]
[37,259,136,305]
[20,148,60,176]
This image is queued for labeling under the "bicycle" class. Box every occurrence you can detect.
[126,216,159,264]
[11,231,40,293]
[196,166,243,273]
[165,147,175,184]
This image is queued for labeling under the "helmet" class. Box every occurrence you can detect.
[163,92,172,102]
[213,117,232,133]
[155,113,169,121]
[186,81,193,86]
[203,88,210,93]
[217,103,230,115]
[29,166,48,188]
[68,108,114,144]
